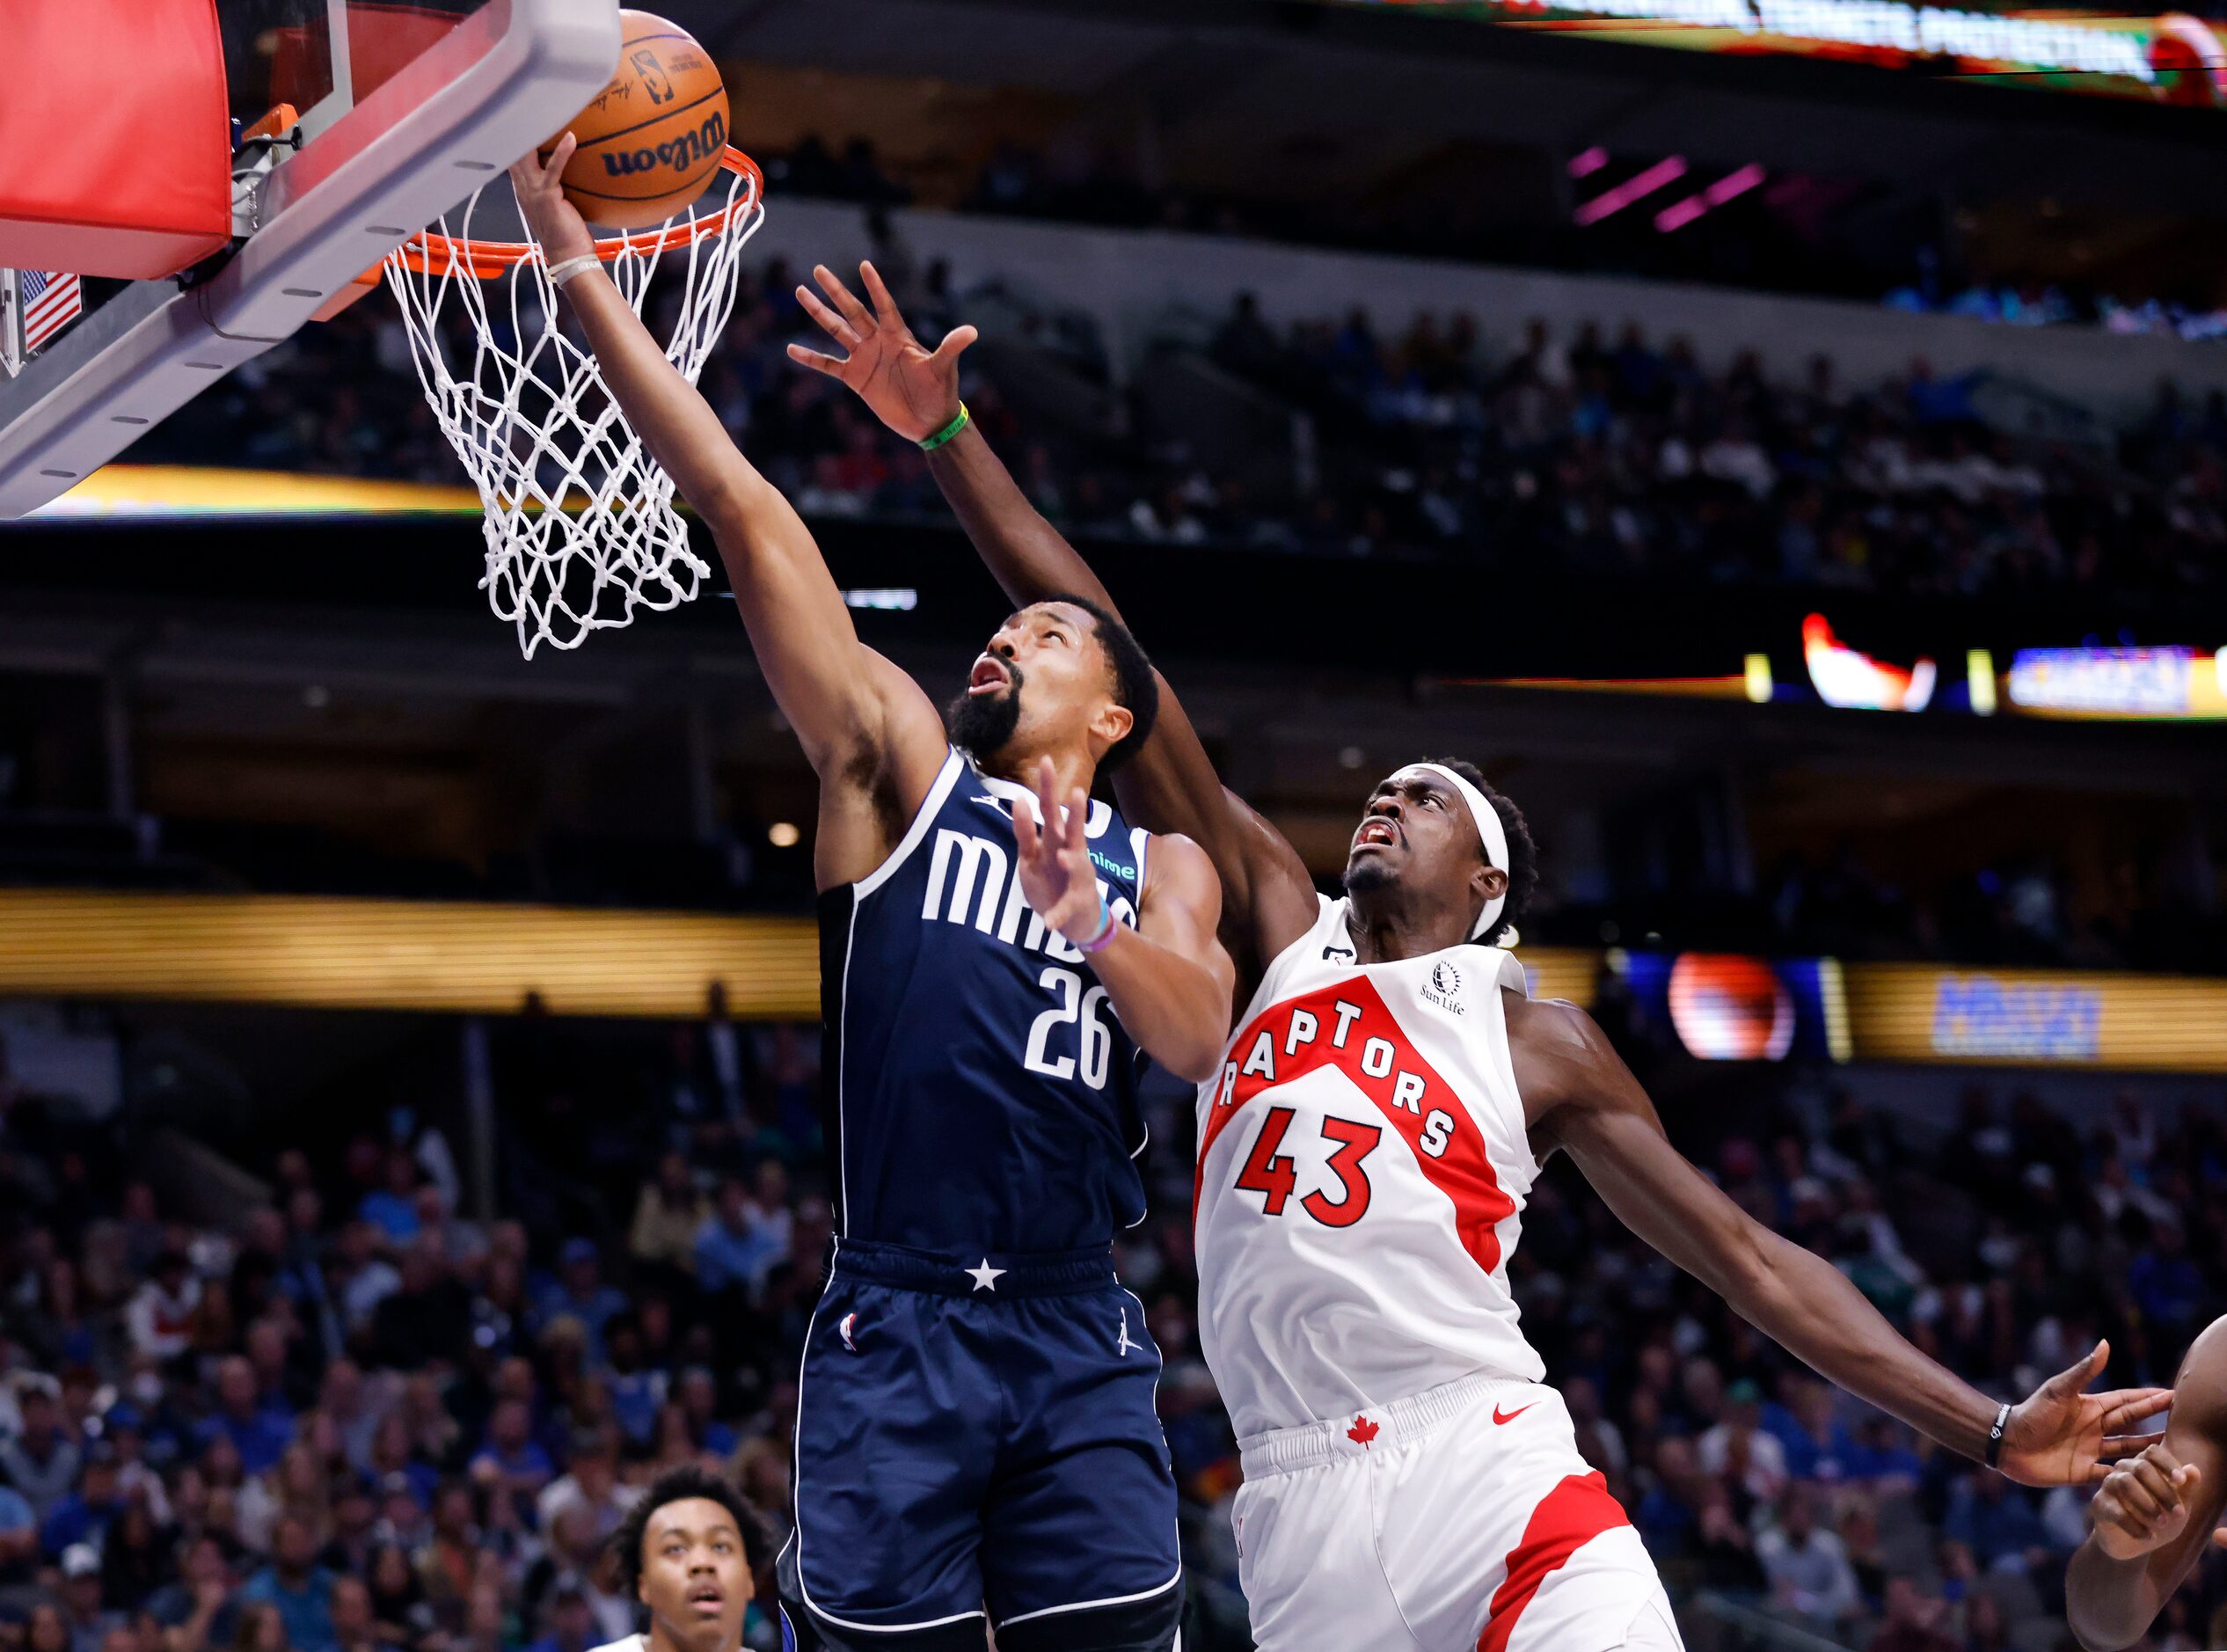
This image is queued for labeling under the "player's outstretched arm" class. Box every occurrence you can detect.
[788,264,1319,980]
[1513,994,2172,1486]
[510,150,946,876]
[1011,757,1235,1083]
[2067,1319,2227,1651]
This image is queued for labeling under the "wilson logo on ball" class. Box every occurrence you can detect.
[599,112,729,179]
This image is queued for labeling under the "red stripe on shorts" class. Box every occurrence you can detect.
[1477,1470,1632,1652]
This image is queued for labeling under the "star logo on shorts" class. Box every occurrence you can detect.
[1347,1414,1379,1448]
[964,1259,1006,1292]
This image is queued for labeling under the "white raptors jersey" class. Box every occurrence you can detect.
[1195,895,1547,1439]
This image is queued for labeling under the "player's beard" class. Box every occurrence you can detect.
[945,665,1025,761]
[1343,853,1397,896]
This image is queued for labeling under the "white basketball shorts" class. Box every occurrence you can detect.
[1231,1372,1683,1652]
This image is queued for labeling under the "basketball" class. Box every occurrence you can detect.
[545,11,729,230]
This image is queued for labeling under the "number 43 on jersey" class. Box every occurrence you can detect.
[1233,1107,1385,1228]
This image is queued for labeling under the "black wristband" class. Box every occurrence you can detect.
[1984,1400,2012,1470]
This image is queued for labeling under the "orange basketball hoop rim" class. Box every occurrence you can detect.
[318,148,760,313]
[398,147,761,279]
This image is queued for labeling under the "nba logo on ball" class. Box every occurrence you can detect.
[543,10,732,230]
[1667,954,1795,1061]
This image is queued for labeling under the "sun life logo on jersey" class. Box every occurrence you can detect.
[1423,959,1465,1016]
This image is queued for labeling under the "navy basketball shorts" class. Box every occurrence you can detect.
[776,1238,1183,1652]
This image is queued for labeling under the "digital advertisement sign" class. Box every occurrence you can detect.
[1452,617,2227,721]
[1327,0,2227,108]
[1612,950,1852,1062]
[0,888,2219,1071]
[1841,963,2227,1071]
[2004,645,2227,718]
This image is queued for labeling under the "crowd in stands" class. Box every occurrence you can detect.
[777,134,2227,343]
[1885,279,2227,347]
[128,240,2227,612]
[1753,841,2227,978]
[4,990,2227,1652]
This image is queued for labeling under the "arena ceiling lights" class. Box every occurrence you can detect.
[1566,150,1771,230]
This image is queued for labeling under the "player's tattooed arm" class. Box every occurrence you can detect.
[2067,1319,2227,1651]
[789,263,1319,983]
[1010,757,1235,1083]
[510,150,947,886]
[1511,994,2172,1487]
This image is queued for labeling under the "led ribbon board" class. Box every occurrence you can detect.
[1325,0,2227,108]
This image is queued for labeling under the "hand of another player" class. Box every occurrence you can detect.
[2090,1442,2201,1560]
[508,136,597,268]
[787,262,978,444]
[1997,1341,2173,1488]
[1011,756,1108,947]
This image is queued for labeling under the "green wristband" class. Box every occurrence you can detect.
[919,402,970,452]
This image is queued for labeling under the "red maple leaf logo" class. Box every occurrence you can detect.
[1347,1414,1379,1447]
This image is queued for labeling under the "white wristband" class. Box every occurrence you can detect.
[545,254,602,289]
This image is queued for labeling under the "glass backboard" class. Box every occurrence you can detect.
[221,1,494,138]
[0,0,620,517]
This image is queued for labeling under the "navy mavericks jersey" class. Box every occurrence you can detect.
[816,749,1154,1253]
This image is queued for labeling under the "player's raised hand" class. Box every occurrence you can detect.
[1011,757,1109,946]
[2091,1443,2201,1560]
[509,136,596,268]
[1998,1341,2173,1488]
[788,261,978,443]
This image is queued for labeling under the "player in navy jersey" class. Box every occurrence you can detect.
[511,150,1235,1652]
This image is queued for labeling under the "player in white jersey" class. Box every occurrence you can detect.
[792,267,2175,1652]
[593,1466,758,1652]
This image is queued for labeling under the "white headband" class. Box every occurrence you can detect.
[1393,764,1509,942]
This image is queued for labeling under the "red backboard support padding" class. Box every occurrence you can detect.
[0,0,231,280]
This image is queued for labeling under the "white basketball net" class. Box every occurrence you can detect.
[383,161,763,658]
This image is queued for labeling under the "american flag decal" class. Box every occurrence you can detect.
[19,270,83,354]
